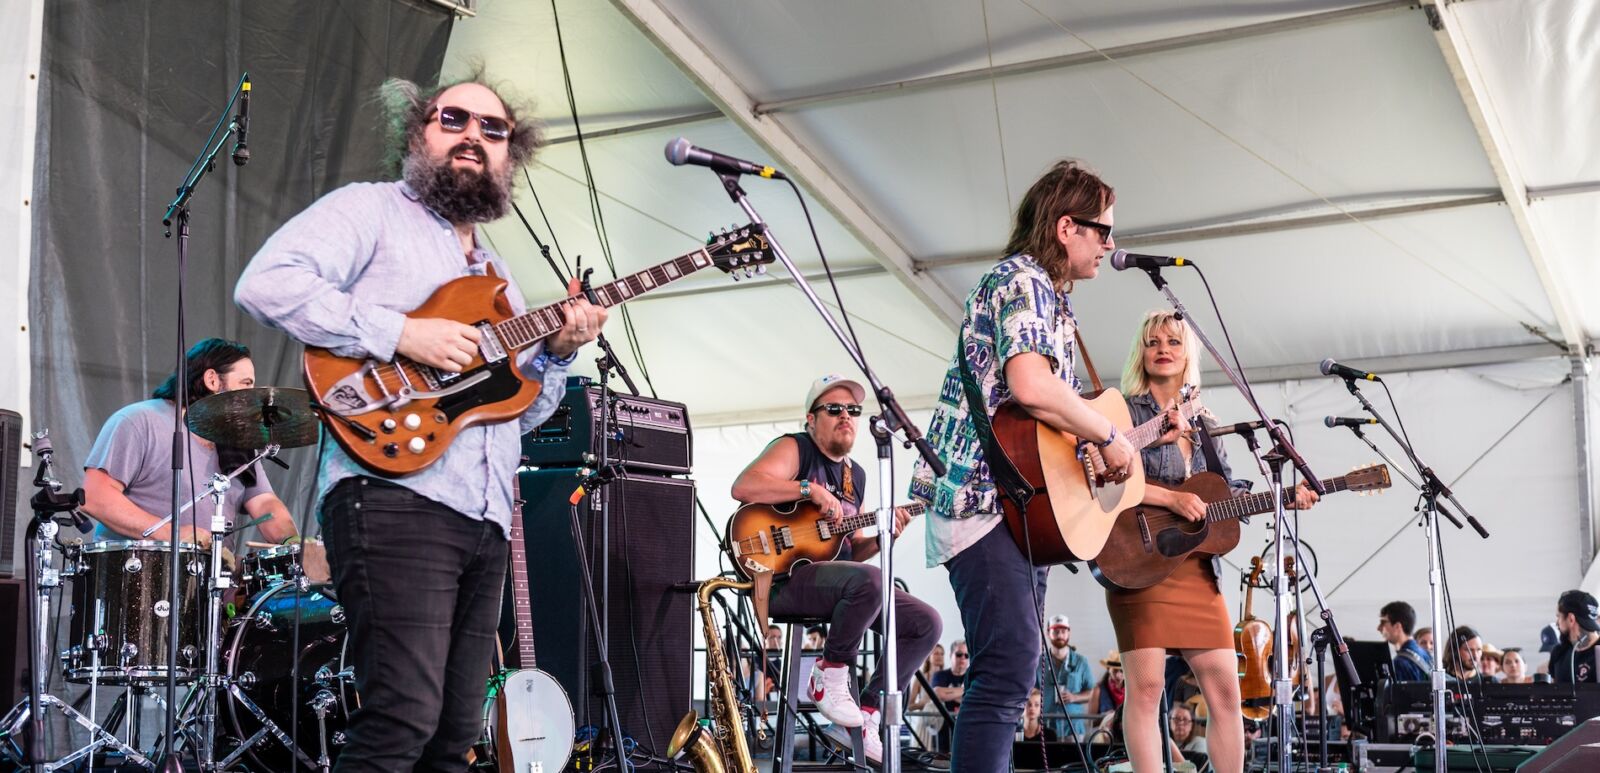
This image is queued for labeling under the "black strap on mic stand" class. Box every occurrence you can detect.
[156,71,250,773]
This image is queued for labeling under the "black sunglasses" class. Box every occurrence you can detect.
[432,106,513,142]
[1074,217,1114,243]
[953,652,970,658]
[814,403,863,417]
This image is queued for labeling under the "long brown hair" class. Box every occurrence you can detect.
[1003,159,1115,285]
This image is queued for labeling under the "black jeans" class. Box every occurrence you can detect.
[768,560,942,709]
[321,477,509,772]
[946,523,1050,773]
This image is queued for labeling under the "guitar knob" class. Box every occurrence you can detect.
[380,418,397,433]
[383,443,399,458]
[408,437,426,454]
[403,414,422,431]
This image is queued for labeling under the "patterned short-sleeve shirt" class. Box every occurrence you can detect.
[911,254,1079,565]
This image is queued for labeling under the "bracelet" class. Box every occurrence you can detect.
[1096,424,1118,449]
[281,534,302,545]
[799,479,811,499]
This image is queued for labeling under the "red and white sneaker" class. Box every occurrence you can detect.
[861,706,883,764]
[808,662,864,727]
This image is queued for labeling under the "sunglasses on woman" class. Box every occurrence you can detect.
[431,106,513,142]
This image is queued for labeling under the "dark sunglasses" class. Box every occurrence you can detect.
[813,403,863,417]
[1074,217,1114,243]
[432,106,513,142]
[953,652,970,658]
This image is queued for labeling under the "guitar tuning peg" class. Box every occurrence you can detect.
[756,265,768,274]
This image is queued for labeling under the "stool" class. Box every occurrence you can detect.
[771,615,867,772]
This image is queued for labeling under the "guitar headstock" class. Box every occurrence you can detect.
[1347,463,1392,495]
[705,223,776,280]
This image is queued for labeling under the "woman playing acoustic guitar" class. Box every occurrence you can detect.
[1108,310,1318,772]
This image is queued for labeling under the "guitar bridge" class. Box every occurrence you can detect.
[1136,510,1153,553]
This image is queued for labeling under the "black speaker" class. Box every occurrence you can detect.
[516,468,695,761]
[0,409,21,578]
[1518,717,1600,772]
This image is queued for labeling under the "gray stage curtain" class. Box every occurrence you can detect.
[31,0,453,545]
[25,1,451,749]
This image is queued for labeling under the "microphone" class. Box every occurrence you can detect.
[1110,250,1191,271]
[1319,358,1380,382]
[1324,416,1378,428]
[231,77,251,167]
[664,137,787,180]
[1206,420,1269,438]
[31,430,61,492]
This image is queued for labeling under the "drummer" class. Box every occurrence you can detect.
[82,338,299,546]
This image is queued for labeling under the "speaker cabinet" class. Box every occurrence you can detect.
[514,469,695,762]
[1,409,21,578]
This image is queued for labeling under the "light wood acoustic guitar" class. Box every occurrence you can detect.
[304,226,774,476]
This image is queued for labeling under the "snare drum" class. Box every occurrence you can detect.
[63,540,205,685]
[239,543,302,600]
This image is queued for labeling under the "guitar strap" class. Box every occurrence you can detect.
[958,332,1035,513]
[1195,415,1226,479]
[1074,329,1104,393]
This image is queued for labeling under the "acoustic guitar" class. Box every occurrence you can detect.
[304,226,773,476]
[995,388,1202,565]
[724,500,925,582]
[1087,464,1390,591]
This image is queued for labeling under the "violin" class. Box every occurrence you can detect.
[1235,557,1272,721]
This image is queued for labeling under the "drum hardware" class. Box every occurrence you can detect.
[0,430,155,772]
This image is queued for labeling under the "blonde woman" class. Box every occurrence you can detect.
[1109,310,1319,773]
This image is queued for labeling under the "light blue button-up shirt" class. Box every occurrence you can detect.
[235,181,569,537]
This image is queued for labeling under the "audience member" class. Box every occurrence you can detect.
[1552,590,1600,684]
[1415,627,1434,655]
[1089,651,1127,716]
[931,640,970,751]
[1169,704,1207,755]
[805,624,829,651]
[1019,688,1059,742]
[1377,601,1432,681]
[1480,644,1504,682]
[1038,614,1094,739]
[907,644,946,749]
[1501,647,1533,684]
[1442,626,1483,682]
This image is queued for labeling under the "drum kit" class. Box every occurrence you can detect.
[1,387,362,772]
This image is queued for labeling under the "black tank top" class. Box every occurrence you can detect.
[786,431,867,560]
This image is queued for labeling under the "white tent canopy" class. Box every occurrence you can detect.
[439,0,1598,661]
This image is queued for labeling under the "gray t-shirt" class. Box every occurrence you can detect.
[83,399,273,542]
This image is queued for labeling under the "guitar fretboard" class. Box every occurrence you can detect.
[1204,475,1356,523]
[509,480,536,669]
[493,250,715,351]
[829,502,927,534]
[1123,398,1202,451]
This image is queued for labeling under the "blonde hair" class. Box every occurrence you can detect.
[1120,310,1202,396]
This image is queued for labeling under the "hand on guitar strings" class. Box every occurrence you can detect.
[546,277,608,358]
[398,317,481,372]
[1285,482,1320,510]
[807,483,846,527]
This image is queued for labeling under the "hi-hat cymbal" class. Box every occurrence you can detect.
[187,387,319,449]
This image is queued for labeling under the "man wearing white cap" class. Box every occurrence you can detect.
[1038,614,1094,738]
[732,374,943,763]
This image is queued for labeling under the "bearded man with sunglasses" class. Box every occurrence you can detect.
[730,374,943,764]
[236,75,606,772]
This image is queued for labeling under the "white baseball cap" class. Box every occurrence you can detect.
[1048,614,1070,630]
[804,374,866,414]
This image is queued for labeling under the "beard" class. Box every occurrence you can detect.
[403,142,513,225]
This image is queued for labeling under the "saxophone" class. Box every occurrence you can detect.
[670,576,760,773]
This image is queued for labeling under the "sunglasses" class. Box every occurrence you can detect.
[1074,217,1114,243]
[953,652,970,658]
[432,106,513,142]
[813,403,863,417]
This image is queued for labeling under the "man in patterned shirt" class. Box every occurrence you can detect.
[910,159,1135,772]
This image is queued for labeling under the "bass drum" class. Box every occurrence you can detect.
[222,582,357,771]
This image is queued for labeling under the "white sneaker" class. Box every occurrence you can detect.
[808,662,864,727]
[861,707,883,764]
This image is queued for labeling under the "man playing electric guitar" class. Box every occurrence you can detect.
[730,374,942,764]
[236,75,606,771]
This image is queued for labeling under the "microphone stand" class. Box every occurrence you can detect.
[1336,379,1487,773]
[705,170,946,773]
[155,72,249,772]
[1134,267,1326,773]
[1342,426,1465,530]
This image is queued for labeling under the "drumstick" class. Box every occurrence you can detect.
[244,540,279,549]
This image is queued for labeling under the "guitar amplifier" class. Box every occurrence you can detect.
[522,377,692,474]
[1377,681,1600,745]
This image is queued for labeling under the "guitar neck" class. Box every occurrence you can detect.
[509,478,536,669]
[1123,400,1201,450]
[1204,474,1356,524]
[492,249,717,352]
[831,502,927,533]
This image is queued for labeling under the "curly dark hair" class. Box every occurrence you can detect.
[377,67,543,179]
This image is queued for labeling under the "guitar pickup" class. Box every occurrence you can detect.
[817,520,834,540]
[772,525,794,550]
[476,322,508,364]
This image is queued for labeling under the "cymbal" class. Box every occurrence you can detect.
[187,387,319,449]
